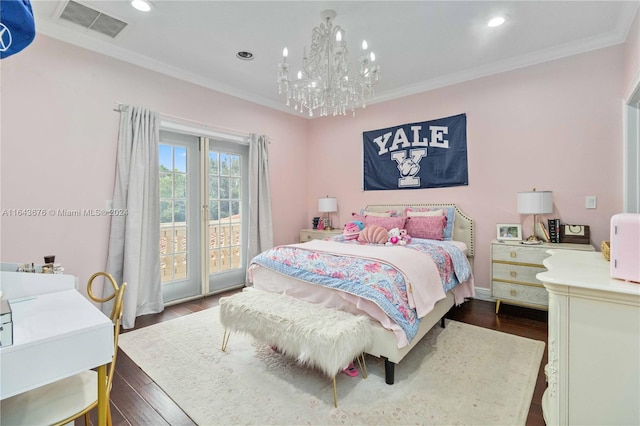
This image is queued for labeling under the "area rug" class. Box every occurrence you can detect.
[118,306,545,425]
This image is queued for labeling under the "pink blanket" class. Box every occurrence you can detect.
[289,240,447,318]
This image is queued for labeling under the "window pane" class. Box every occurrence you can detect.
[220,177,230,199]
[230,178,240,199]
[209,177,218,199]
[174,173,187,198]
[220,200,230,221]
[160,200,173,224]
[160,172,173,198]
[209,200,219,221]
[220,153,230,176]
[174,146,187,173]
[230,155,240,177]
[209,152,218,175]
[159,144,172,171]
[209,226,219,249]
[174,200,186,223]
[231,200,240,218]
[160,255,173,283]
[174,253,187,280]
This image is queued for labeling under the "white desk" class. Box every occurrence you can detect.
[538,250,640,425]
[0,278,113,426]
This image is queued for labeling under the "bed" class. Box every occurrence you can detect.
[247,203,475,384]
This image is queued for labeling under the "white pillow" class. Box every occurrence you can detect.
[406,209,444,217]
[363,210,393,217]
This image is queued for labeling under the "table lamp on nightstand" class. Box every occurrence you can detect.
[517,189,553,243]
[318,196,338,230]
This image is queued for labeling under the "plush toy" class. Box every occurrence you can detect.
[400,229,412,245]
[343,221,364,240]
[386,227,407,246]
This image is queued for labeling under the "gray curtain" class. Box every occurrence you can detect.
[104,105,163,329]
[247,134,274,268]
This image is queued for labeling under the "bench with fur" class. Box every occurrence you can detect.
[219,289,372,407]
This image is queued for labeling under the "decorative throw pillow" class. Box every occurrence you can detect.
[357,225,389,244]
[405,215,447,240]
[363,215,406,231]
[404,207,455,240]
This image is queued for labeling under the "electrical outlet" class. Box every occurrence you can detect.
[586,196,597,209]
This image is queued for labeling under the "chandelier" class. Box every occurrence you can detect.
[277,10,380,117]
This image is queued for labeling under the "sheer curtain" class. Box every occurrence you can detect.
[247,134,274,268]
[105,105,163,329]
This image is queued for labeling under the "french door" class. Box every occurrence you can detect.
[159,130,248,303]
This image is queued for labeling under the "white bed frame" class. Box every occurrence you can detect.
[251,203,474,385]
[362,203,474,384]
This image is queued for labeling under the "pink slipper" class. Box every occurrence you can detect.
[342,362,359,377]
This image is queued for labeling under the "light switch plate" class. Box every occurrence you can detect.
[586,196,597,209]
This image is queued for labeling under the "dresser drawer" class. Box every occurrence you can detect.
[492,262,546,285]
[492,281,549,307]
[492,244,548,265]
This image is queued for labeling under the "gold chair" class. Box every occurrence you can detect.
[1,273,126,426]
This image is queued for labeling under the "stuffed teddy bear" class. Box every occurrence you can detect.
[399,229,412,245]
[343,221,364,240]
[386,227,407,246]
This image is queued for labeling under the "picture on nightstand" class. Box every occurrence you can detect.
[496,223,522,241]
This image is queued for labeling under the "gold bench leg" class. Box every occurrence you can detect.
[332,376,338,408]
[356,353,368,379]
[495,299,501,314]
[221,329,231,352]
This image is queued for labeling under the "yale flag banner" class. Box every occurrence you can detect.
[363,113,468,191]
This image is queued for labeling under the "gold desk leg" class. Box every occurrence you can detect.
[356,354,368,379]
[495,299,501,315]
[221,329,231,352]
[97,364,107,426]
[332,376,338,408]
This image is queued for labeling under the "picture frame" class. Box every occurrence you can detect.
[496,223,522,241]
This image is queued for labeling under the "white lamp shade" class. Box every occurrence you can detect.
[318,197,338,213]
[517,191,553,214]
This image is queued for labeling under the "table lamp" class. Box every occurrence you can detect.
[517,189,553,243]
[318,196,338,230]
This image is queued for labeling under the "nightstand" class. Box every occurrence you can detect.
[491,240,595,313]
[300,229,343,242]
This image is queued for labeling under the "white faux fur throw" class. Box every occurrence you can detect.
[219,289,373,377]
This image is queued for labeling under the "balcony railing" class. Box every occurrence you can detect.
[160,218,242,283]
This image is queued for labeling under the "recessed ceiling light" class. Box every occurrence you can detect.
[236,51,254,61]
[131,0,151,12]
[488,16,505,27]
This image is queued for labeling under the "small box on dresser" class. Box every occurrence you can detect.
[300,229,343,243]
[491,240,595,313]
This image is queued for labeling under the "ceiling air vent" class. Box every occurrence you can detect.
[58,0,128,39]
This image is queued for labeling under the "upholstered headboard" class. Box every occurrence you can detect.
[364,203,474,259]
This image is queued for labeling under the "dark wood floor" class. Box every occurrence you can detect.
[100,293,548,426]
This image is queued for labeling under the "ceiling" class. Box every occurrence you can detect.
[31,1,639,117]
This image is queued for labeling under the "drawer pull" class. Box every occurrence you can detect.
[510,289,517,296]
[510,271,517,278]
[510,251,517,258]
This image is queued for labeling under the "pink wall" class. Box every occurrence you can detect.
[306,45,626,291]
[0,35,308,289]
[1,28,634,296]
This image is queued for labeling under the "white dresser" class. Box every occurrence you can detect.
[490,240,594,313]
[537,250,640,425]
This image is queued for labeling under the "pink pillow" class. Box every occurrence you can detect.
[405,215,447,240]
[363,215,406,231]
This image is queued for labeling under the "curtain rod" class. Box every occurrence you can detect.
[113,102,273,143]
